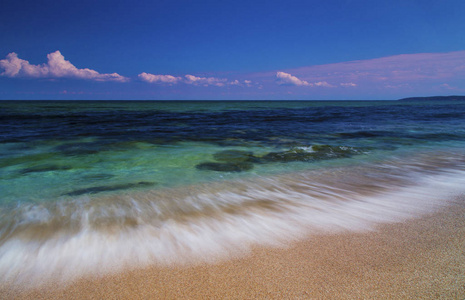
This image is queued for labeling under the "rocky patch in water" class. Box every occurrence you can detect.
[196,161,254,172]
[64,181,156,196]
[261,145,361,163]
[20,164,73,174]
[195,145,366,172]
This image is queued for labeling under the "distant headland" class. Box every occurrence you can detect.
[398,95,465,101]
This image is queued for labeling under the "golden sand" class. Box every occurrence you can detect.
[3,198,465,299]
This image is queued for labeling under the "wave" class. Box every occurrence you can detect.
[1,151,465,288]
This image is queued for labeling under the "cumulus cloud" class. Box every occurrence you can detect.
[184,74,227,87]
[138,72,181,84]
[0,51,128,82]
[276,71,310,86]
[314,81,334,87]
[340,82,357,87]
[229,79,253,87]
[138,72,239,87]
[276,72,336,87]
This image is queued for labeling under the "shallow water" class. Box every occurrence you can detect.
[1,100,465,286]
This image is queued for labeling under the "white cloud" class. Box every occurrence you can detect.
[0,53,46,77]
[276,71,310,86]
[138,72,240,87]
[340,82,357,87]
[184,74,227,87]
[138,72,181,84]
[314,81,334,87]
[276,51,465,87]
[276,72,335,87]
[228,79,253,87]
[0,51,128,82]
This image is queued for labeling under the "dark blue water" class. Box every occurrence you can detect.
[2,100,464,147]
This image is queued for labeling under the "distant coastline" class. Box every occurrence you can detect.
[398,95,465,101]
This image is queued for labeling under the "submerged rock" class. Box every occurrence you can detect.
[196,145,362,171]
[261,148,316,162]
[0,153,57,168]
[20,164,73,174]
[261,145,361,163]
[81,173,116,181]
[196,161,254,172]
[311,144,359,158]
[213,150,259,163]
[64,181,156,196]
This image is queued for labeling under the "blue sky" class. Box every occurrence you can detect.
[1,0,464,100]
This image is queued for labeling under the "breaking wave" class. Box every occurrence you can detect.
[1,151,465,287]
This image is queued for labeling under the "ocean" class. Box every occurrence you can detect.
[1,99,465,286]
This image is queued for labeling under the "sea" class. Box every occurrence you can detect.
[1,99,465,286]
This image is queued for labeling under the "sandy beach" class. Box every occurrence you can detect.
[2,196,464,299]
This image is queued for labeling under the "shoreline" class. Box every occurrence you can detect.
[3,196,465,299]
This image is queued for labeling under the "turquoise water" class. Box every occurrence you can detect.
[2,100,464,202]
[1,100,465,286]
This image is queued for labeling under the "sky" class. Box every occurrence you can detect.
[1,0,464,100]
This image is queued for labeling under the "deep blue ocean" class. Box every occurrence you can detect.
[1,99,465,286]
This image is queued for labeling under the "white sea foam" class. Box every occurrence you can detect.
[1,154,465,288]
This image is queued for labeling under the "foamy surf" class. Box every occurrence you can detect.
[1,151,465,288]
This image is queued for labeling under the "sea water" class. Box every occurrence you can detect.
[1,99,465,286]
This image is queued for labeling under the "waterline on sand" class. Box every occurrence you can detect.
[1,151,465,288]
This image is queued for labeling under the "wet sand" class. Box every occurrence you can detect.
[3,197,465,299]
